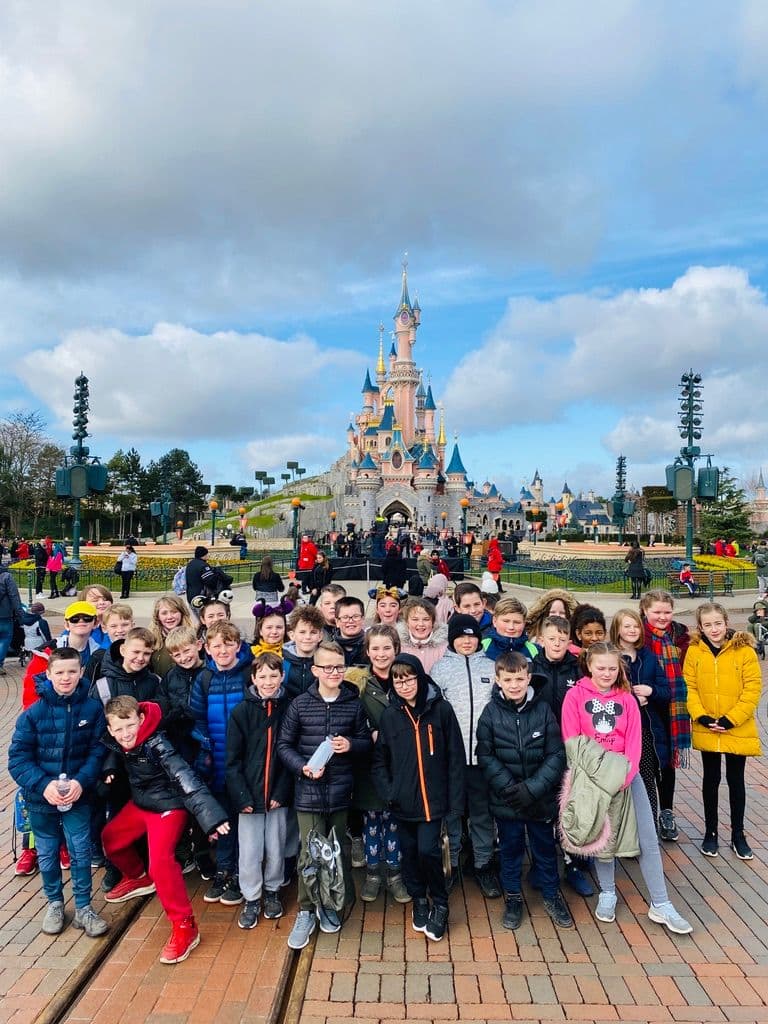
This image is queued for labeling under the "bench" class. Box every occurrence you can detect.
[667,570,733,597]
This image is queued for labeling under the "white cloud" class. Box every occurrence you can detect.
[242,435,341,478]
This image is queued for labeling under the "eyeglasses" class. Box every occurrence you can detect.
[337,614,362,622]
[316,664,345,675]
[392,674,418,687]
[67,615,95,624]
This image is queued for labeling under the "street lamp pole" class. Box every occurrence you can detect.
[209,500,219,547]
[460,498,470,571]
[291,497,302,559]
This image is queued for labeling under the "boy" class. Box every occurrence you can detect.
[483,597,538,663]
[372,653,465,942]
[678,563,698,596]
[101,696,229,964]
[8,648,108,937]
[316,584,346,639]
[453,581,494,639]
[89,627,162,706]
[431,615,499,898]
[332,596,367,666]
[226,652,291,928]
[283,605,325,698]
[475,651,572,931]
[277,641,371,949]
[189,620,253,904]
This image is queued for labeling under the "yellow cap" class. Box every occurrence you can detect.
[64,601,98,620]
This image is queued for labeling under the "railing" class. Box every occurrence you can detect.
[486,561,756,595]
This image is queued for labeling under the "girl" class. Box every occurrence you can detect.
[371,587,402,628]
[561,643,693,934]
[251,601,291,658]
[526,589,579,644]
[308,551,333,605]
[570,605,607,651]
[149,594,194,676]
[684,603,762,860]
[397,597,448,673]
[345,625,410,904]
[80,585,114,647]
[251,556,284,607]
[624,540,646,600]
[116,544,138,600]
[423,574,454,625]
[196,598,231,643]
[639,590,691,843]
[610,609,670,824]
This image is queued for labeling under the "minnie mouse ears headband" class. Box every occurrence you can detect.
[191,591,234,610]
[252,597,295,619]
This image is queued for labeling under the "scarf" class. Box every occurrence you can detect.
[250,639,284,658]
[644,622,690,768]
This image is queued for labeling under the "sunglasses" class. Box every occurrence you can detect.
[67,614,96,624]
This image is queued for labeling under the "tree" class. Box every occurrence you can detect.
[0,412,59,535]
[699,469,753,548]
[107,448,146,537]
[145,449,207,517]
[642,485,678,544]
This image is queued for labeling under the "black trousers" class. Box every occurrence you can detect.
[701,751,747,835]
[396,816,447,907]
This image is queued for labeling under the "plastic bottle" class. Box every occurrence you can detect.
[57,773,73,813]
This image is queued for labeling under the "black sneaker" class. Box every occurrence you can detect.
[731,833,754,860]
[412,898,430,933]
[100,863,122,893]
[196,852,216,881]
[203,871,230,903]
[281,855,297,889]
[446,866,461,894]
[502,892,524,930]
[474,861,502,899]
[220,875,244,906]
[238,899,260,929]
[701,833,719,858]
[658,809,679,842]
[263,890,284,919]
[425,904,449,942]
[543,891,574,929]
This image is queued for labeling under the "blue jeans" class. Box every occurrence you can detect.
[28,803,93,908]
[0,617,13,668]
[496,817,559,899]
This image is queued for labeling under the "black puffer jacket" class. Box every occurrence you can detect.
[102,702,227,835]
[331,629,367,667]
[225,686,292,812]
[89,642,163,708]
[531,650,581,723]
[475,682,565,822]
[282,642,315,700]
[372,654,465,822]
[277,680,371,813]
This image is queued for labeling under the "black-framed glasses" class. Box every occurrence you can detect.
[68,614,96,624]
[316,664,345,675]
[392,674,418,686]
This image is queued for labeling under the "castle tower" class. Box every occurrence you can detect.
[375,324,387,413]
[445,436,469,529]
[424,382,437,442]
[437,403,447,471]
[390,258,420,445]
[531,468,544,505]
[415,373,426,437]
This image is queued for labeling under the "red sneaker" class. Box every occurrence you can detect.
[15,848,38,876]
[59,845,71,870]
[160,916,200,964]
[104,874,156,903]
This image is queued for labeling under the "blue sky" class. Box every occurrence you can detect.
[3,1,768,503]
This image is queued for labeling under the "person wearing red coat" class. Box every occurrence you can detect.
[297,536,319,593]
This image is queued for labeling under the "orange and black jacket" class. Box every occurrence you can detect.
[373,654,466,822]
[225,686,292,813]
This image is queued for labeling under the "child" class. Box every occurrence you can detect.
[397,597,448,673]
[639,590,691,842]
[372,653,465,942]
[746,600,768,658]
[431,614,498,897]
[21,601,53,653]
[684,603,762,860]
[81,585,114,647]
[560,642,692,934]
[277,641,371,949]
[8,648,108,937]
[252,555,285,607]
[101,696,229,963]
[483,597,538,664]
[332,595,367,666]
[453,581,494,638]
[423,574,454,625]
[476,651,572,930]
[226,652,291,927]
[369,586,403,628]
[610,609,670,825]
[570,605,607,652]
[21,600,102,706]
[317,584,346,639]
[90,627,161,705]
[196,596,231,642]
[283,605,325,699]
[87,604,137,676]
[678,564,698,597]
[526,589,579,645]
[149,594,194,676]
[252,600,291,657]
[190,621,253,904]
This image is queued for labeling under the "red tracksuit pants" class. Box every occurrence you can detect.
[102,801,192,922]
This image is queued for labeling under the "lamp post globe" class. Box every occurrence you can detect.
[209,500,219,546]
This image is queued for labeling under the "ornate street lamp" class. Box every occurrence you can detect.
[209,500,219,546]
[291,497,302,558]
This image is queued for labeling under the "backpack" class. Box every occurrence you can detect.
[172,566,187,595]
[756,552,768,569]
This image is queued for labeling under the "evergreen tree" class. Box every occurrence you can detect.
[699,469,753,548]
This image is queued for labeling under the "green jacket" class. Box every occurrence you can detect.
[345,666,390,811]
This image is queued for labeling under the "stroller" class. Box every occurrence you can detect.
[753,620,767,661]
[61,565,80,597]
[15,605,52,668]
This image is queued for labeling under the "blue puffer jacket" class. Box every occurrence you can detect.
[8,674,106,812]
[189,642,253,792]
[621,647,671,769]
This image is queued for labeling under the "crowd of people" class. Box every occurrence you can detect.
[6,554,763,972]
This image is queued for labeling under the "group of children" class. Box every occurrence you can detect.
[9,575,763,966]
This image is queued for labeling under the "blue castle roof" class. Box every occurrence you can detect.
[445,443,467,476]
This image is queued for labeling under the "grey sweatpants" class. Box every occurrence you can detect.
[238,807,288,901]
[593,774,668,907]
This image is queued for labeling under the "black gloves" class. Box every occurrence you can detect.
[503,782,532,813]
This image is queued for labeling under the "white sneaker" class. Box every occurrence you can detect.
[595,891,617,922]
[287,910,316,949]
[648,901,693,935]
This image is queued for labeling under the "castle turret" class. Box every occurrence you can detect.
[531,468,544,505]
[415,373,426,437]
[424,382,437,442]
[445,436,468,530]
[390,258,420,443]
[361,369,377,414]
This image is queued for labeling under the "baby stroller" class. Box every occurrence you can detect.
[753,620,767,661]
[61,565,80,597]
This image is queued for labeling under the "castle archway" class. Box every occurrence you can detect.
[381,500,412,525]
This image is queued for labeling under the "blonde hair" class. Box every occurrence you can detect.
[695,602,729,628]
[493,596,528,619]
[165,625,200,653]
[105,603,134,624]
[639,589,674,613]
[609,608,644,651]
[583,641,631,692]
[149,593,193,649]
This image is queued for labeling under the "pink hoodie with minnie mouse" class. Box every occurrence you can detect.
[560,676,642,786]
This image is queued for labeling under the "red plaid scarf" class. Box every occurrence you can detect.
[644,622,691,768]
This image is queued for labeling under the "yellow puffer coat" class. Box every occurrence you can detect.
[684,631,762,756]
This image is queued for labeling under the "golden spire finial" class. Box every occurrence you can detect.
[376,323,386,375]
[438,403,446,446]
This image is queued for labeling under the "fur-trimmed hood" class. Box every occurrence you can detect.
[687,629,755,651]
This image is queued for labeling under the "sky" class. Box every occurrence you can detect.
[3,0,768,504]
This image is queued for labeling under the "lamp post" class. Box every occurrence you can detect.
[460,497,470,571]
[291,497,302,559]
[555,502,564,545]
[592,518,599,544]
[531,506,539,546]
[440,510,447,539]
[209,500,219,546]
[176,520,184,540]
[330,509,337,537]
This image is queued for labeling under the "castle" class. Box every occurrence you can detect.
[338,263,471,532]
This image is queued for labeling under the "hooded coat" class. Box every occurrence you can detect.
[372,654,466,822]
[282,640,316,699]
[225,685,292,812]
[431,649,495,766]
[476,680,565,823]
[396,620,449,674]
[88,641,163,706]
[345,665,392,810]
[684,630,762,756]
[531,649,581,723]
[102,701,227,835]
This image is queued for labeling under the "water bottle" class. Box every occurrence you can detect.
[57,773,73,813]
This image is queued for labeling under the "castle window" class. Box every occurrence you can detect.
[392,451,402,470]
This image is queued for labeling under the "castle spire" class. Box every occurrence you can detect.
[376,323,386,376]
[437,404,447,447]
[396,252,412,313]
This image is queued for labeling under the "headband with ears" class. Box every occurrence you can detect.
[368,586,405,601]
[191,591,234,610]
[252,597,296,619]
